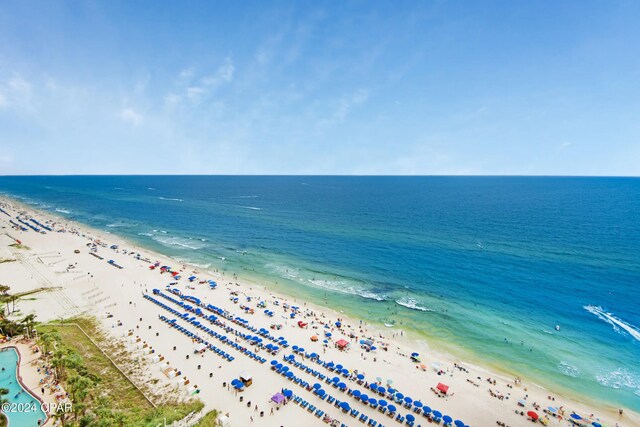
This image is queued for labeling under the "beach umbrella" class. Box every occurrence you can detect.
[275,363,283,370]
[281,366,289,372]
[406,414,415,422]
[433,410,442,418]
[317,389,326,397]
[592,423,602,427]
[286,371,293,378]
[325,332,332,337]
[376,376,383,382]
[231,379,239,386]
[411,352,419,357]
[332,376,340,384]
[357,374,365,380]
[368,398,377,405]
[443,415,453,424]
[547,407,557,413]
[352,390,361,397]
[414,401,423,408]
[341,368,349,375]
[527,411,539,420]
[340,401,351,411]
[234,382,244,389]
[378,399,388,407]
[270,360,278,366]
[327,361,335,368]
[378,387,386,394]
[360,393,369,402]
[370,384,378,391]
[518,399,527,406]
[395,392,404,400]
[313,383,321,389]
[388,404,397,413]
[338,382,347,390]
[283,389,293,398]
[423,406,432,414]
[454,421,464,427]
[571,414,583,420]
[386,379,393,385]
[336,364,343,370]
[310,352,318,358]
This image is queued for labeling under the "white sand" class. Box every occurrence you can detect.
[0,196,637,427]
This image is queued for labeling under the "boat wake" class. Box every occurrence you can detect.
[236,205,262,210]
[158,197,183,202]
[584,305,640,342]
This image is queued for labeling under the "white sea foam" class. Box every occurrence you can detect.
[152,236,206,250]
[584,305,640,342]
[236,205,262,210]
[558,361,581,378]
[395,297,433,312]
[148,187,156,190]
[107,222,136,228]
[137,232,154,237]
[596,367,640,396]
[267,263,385,301]
[55,208,71,214]
[158,197,183,202]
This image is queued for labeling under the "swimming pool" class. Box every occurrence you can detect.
[0,347,47,426]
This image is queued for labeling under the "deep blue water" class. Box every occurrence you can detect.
[0,176,638,411]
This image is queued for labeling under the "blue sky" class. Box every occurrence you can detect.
[0,1,639,175]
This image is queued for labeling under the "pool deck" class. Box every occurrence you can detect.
[0,339,58,426]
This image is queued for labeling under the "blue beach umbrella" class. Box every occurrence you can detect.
[352,390,361,398]
[388,404,397,413]
[406,414,415,422]
[433,410,442,419]
[414,401,423,408]
[370,384,378,391]
[411,352,419,357]
[360,393,369,402]
[368,397,377,405]
[313,383,321,389]
[423,406,432,414]
[283,389,293,397]
[331,376,340,384]
[454,421,464,427]
[281,366,289,372]
[404,396,413,404]
[378,399,388,407]
[338,382,347,390]
[378,387,386,394]
[571,414,582,420]
[395,392,404,400]
[336,364,343,370]
[317,389,326,397]
[340,401,351,411]
[357,374,365,380]
[270,360,278,366]
[443,415,453,424]
[592,423,602,427]
[286,371,294,378]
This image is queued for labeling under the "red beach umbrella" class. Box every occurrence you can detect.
[527,411,539,420]
[436,383,449,394]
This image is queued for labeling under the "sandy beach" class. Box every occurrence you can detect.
[0,196,637,427]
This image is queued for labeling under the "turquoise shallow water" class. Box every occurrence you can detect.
[0,176,638,411]
[0,348,47,426]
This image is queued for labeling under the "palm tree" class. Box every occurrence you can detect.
[21,313,37,339]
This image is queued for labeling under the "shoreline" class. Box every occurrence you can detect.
[0,194,637,427]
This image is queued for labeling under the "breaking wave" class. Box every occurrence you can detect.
[596,367,640,396]
[158,197,183,202]
[152,235,207,250]
[236,205,262,210]
[395,297,433,312]
[558,361,581,378]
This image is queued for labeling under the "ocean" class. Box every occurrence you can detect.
[0,175,638,411]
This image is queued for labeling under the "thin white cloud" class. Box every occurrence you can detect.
[201,60,235,87]
[319,89,369,127]
[120,107,143,126]
[0,74,34,110]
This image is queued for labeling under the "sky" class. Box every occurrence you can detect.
[0,1,639,175]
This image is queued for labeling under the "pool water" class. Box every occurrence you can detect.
[0,347,47,426]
